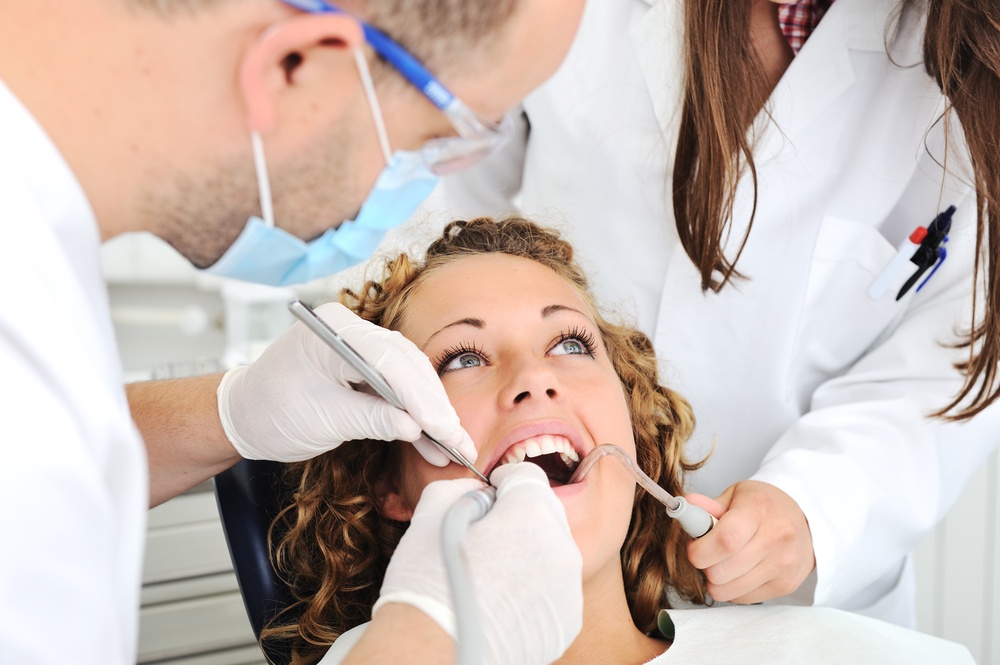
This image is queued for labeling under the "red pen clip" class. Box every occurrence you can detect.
[867,227,927,300]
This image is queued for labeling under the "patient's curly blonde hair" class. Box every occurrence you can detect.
[261,217,708,663]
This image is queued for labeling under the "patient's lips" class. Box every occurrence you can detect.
[492,434,581,485]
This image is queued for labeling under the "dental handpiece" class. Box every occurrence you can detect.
[288,298,491,486]
[442,486,498,665]
[568,444,716,538]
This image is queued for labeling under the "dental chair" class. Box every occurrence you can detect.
[214,459,296,665]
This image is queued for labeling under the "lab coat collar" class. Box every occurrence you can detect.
[843,0,908,53]
[630,0,915,153]
[756,0,926,160]
[632,0,900,48]
[756,0,857,159]
[630,0,684,143]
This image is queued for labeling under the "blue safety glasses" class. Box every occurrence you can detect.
[278,0,514,175]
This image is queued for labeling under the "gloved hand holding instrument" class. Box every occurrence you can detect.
[378,463,584,665]
[216,300,477,465]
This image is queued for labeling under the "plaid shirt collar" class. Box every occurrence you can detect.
[779,0,836,53]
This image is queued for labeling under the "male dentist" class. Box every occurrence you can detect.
[0,0,584,662]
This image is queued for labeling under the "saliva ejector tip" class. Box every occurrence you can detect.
[569,444,716,539]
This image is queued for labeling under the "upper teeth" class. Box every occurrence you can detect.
[499,434,580,468]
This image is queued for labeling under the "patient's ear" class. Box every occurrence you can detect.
[377,478,415,522]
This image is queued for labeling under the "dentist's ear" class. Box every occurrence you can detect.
[239,13,365,133]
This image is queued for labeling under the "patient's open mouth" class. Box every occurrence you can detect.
[489,435,581,486]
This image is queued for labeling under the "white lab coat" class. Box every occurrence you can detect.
[384,0,1000,626]
[319,606,974,664]
[0,80,147,663]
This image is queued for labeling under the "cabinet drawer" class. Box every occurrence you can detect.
[138,591,258,663]
[144,491,233,585]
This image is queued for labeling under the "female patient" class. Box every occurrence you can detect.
[263,217,971,665]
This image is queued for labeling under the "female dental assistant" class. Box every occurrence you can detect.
[425,0,1000,627]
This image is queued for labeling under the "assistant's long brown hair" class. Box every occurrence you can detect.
[673,0,769,292]
[260,217,708,664]
[675,0,1000,418]
[913,0,1000,419]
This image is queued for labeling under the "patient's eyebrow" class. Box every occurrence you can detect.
[424,317,485,347]
[542,304,591,320]
[423,305,592,347]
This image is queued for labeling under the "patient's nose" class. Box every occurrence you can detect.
[503,359,561,407]
[513,386,557,404]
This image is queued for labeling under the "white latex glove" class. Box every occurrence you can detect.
[217,302,475,465]
[375,463,584,665]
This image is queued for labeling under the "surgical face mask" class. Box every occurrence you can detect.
[203,50,439,286]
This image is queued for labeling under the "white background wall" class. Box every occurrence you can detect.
[915,448,1000,664]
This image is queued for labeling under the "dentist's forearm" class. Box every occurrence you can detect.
[344,604,454,665]
[128,373,241,508]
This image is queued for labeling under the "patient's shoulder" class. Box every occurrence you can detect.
[316,623,370,665]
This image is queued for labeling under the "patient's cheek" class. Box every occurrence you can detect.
[402,453,473,506]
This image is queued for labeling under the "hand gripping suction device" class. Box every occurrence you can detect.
[568,444,717,539]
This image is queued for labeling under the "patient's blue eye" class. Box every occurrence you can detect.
[548,326,597,358]
[435,342,489,374]
[551,339,585,355]
[447,353,483,370]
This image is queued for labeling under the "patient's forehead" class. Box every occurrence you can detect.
[402,254,593,344]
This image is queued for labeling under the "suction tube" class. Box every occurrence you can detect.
[568,444,716,538]
[442,486,497,665]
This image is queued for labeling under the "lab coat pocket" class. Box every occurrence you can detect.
[792,216,905,397]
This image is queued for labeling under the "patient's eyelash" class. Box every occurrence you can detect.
[551,326,598,357]
[434,342,491,374]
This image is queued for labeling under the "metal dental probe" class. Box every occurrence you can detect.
[288,298,491,486]
[568,444,716,538]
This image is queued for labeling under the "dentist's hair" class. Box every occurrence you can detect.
[261,217,709,663]
[125,0,517,70]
